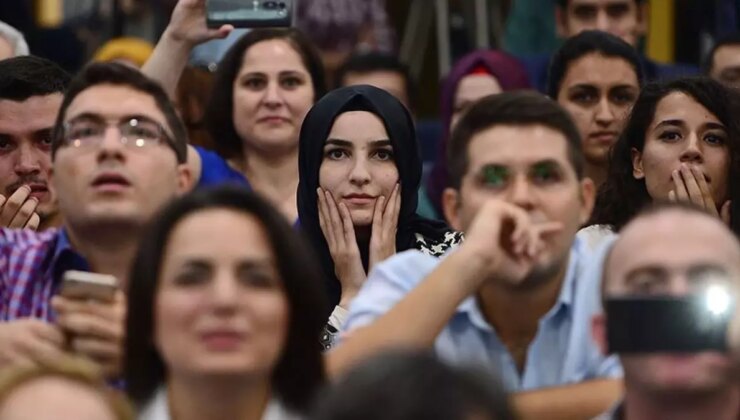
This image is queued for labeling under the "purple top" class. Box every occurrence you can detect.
[426,50,531,217]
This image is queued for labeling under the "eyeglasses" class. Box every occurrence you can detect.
[61,117,172,150]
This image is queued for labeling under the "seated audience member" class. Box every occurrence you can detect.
[296,85,462,347]
[521,0,696,92]
[311,351,515,420]
[588,77,740,245]
[0,358,133,420]
[0,56,71,230]
[331,92,622,419]
[93,37,154,69]
[125,186,326,420]
[705,33,740,89]
[0,21,28,60]
[144,0,326,221]
[548,30,643,188]
[424,50,531,219]
[592,203,740,419]
[335,52,415,110]
[0,62,191,379]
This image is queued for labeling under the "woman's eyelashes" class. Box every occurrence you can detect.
[171,260,279,289]
[656,128,727,146]
[322,145,395,162]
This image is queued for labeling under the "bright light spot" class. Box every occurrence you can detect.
[135,139,145,147]
[706,285,731,316]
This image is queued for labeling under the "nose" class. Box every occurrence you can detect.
[507,174,535,211]
[596,10,610,32]
[262,80,284,109]
[594,97,616,126]
[210,271,239,315]
[14,142,41,176]
[348,157,371,187]
[667,274,691,297]
[95,126,126,163]
[679,132,703,164]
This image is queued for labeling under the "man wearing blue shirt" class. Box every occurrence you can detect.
[330,91,621,419]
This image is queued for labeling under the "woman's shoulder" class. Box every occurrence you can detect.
[193,146,250,188]
[414,229,464,257]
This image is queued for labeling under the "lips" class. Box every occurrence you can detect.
[200,330,245,350]
[91,172,131,192]
[343,193,377,205]
[258,116,289,124]
[25,183,48,199]
[588,131,618,144]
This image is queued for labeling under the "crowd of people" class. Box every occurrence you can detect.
[2,0,740,419]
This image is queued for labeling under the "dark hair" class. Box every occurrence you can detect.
[335,52,415,109]
[124,186,327,413]
[205,28,326,159]
[704,33,740,75]
[0,55,70,101]
[547,30,644,99]
[310,350,516,420]
[50,62,187,163]
[556,0,645,8]
[447,91,585,190]
[590,77,740,235]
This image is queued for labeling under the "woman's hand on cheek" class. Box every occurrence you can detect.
[669,164,731,225]
[318,188,367,307]
[369,183,400,270]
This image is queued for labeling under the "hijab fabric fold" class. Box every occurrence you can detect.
[297,85,448,309]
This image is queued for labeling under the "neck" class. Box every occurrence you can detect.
[585,161,608,189]
[624,385,740,420]
[240,147,299,221]
[65,223,141,289]
[168,375,272,420]
[40,211,63,231]
[477,262,567,359]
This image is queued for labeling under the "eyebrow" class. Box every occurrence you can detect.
[654,119,726,131]
[324,139,392,147]
[67,113,163,125]
[624,265,667,284]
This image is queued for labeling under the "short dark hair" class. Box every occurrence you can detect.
[0,55,70,101]
[590,77,740,236]
[124,186,327,413]
[547,30,644,99]
[50,62,187,163]
[205,28,326,159]
[447,91,585,190]
[556,0,645,8]
[335,52,415,109]
[309,351,515,420]
[704,33,740,75]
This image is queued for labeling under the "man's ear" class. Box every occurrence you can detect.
[442,187,463,230]
[579,177,596,226]
[631,147,645,180]
[176,164,194,194]
[555,5,569,38]
[592,313,609,356]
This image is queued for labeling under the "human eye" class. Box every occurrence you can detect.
[324,147,349,160]
[606,3,630,18]
[35,129,53,150]
[281,75,304,89]
[704,132,727,146]
[658,130,681,142]
[569,89,598,106]
[610,89,637,105]
[242,76,267,90]
[67,120,102,142]
[530,163,563,185]
[372,148,395,162]
[237,265,280,289]
[478,165,509,189]
[0,135,15,152]
[173,263,211,287]
[572,5,597,20]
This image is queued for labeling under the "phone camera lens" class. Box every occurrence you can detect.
[262,1,278,9]
[279,2,287,8]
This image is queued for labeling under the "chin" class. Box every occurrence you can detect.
[348,210,373,226]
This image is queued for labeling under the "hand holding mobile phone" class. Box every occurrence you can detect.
[206,0,294,28]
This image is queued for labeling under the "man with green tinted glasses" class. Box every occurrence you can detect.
[331,92,621,419]
[0,62,192,380]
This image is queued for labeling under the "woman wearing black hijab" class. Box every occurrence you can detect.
[297,85,462,348]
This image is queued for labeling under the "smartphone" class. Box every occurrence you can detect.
[60,270,118,302]
[206,0,294,29]
[605,294,734,354]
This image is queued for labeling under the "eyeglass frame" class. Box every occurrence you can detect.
[58,114,177,153]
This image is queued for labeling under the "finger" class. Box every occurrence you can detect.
[20,336,67,365]
[8,197,38,229]
[0,186,30,226]
[0,193,7,208]
[504,206,532,254]
[528,222,565,257]
[25,213,40,231]
[680,165,705,207]
[672,170,689,202]
[57,313,121,341]
[383,184,401,232]
[721,201,732,225]
[27,321,66,347]
[371,196,385,240]
[338,202,358,246]
[317,189,337,248]
[69,337,120,361]
[54,295,124,323]
[326,192,347,248]
[691,166,718,214]
[668,190,676,202]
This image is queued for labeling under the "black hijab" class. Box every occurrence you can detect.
[297,85,448,310]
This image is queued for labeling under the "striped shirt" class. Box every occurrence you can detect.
[0,228,89,321]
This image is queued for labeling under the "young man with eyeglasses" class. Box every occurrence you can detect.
[0,62,192,379]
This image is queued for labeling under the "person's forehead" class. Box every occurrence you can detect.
[0,94,62,134]
[561,53,639,88]
[65,84,167,125]
[239,39,308,74]
[610,213,740,278]
[466,124,572,169]
[567,0,636,8]
[329,111,386,134]
[455,75,502,102]
[713,44,740,69]
[649,92,721,129]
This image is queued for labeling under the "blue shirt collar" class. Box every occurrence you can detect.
[47,228,90,286]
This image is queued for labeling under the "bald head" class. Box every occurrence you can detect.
[604,206,740,297]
